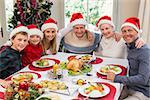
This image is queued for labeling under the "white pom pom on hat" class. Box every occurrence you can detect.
[96,16,115,29]
[41,18,58,32]
[69,12,87,28]
[9,24,29,40]
[27,24,43,39]
[121,17,142,33]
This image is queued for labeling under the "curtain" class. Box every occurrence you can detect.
[138,0,150,45]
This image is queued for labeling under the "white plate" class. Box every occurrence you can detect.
[97,65,122,75]
[11,72,38,83]
[36,93,60,100]
[78,83,110,98]
[32,59,55,68]
[76,55,92,62]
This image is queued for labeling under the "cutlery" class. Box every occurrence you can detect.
[48,86,70,96]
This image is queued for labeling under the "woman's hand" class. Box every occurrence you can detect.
[135,38,145,48]
[86,30,94,41]
[114,32,122,42]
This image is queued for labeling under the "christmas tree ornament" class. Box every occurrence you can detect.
[8,0,53,29]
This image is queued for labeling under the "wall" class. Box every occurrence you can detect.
[51,0,64,29]
[0,0,8,47]
[113,0,140,31]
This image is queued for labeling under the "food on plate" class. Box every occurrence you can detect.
[100,65,121,74]
[67,59,83,72]
[80,55,92,62]
[60,59,92,76]
[35,59,49,66]
[84,83,104,94]
[39,80,67,90]
[12,73,33,84]
[5,81,43,100]
[77,79,86,85]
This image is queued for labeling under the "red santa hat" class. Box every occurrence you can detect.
[27,24,43,39]
[121,17,142,33]
[10,24,29,40]
[41,18,58,32]
[96,16,115,29]
[69,13,87,28]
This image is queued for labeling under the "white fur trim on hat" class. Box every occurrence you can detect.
[10,26,29,40]
[41,23,58,32]
[70,18,87,28]
[29,29,43,39]
[98,19,115,29]
[121,23,142,33]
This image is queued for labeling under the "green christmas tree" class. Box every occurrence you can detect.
[8,0,53,29]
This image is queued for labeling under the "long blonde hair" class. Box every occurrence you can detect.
[41,34,57,54]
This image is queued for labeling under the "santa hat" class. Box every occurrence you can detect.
[27,24,43,39]
[69,13,87,28]
[121,17,142,33]
[10,24,29,40]
[96,16,115,29]
[41,18,58,32]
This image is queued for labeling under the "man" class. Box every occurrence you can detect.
[107,17,150,100]
[59,13,100,54]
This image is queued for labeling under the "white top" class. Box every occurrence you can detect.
[97,37,127,58]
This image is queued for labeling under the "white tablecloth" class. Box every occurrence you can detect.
[1,52,129,100]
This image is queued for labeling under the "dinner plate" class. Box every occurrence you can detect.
[78,83,110,98]
[11,72,39,84]
[76,55,92,62]
[97,65,122,75]
[32,59,55,68]
[36,93,60,100]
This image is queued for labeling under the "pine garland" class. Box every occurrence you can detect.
[8,0,53,29]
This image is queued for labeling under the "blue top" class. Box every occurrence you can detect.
[114,43,150,97]
[61,33,100,54]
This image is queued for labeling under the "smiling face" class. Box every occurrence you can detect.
[44,28,56,41]
[121,26,139,43]
[73,24,86,38]
[100,23,114,39]
[29,35,41,45]
[11,32,28,52]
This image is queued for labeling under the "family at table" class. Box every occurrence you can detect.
[0,12,150,100]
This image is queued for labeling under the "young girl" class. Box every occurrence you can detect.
[0,25,29,79]
[21,24,44,67]
[41,18,59,55]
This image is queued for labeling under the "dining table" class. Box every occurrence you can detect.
[0,52,129,100]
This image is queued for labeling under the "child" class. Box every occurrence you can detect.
[41,18,59,55]
[0,25,29,79]
[21,24,44,67]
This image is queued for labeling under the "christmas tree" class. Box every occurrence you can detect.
[8,0,53,29]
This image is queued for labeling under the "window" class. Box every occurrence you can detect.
[64,0,113,27]
[5,0,14,31]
